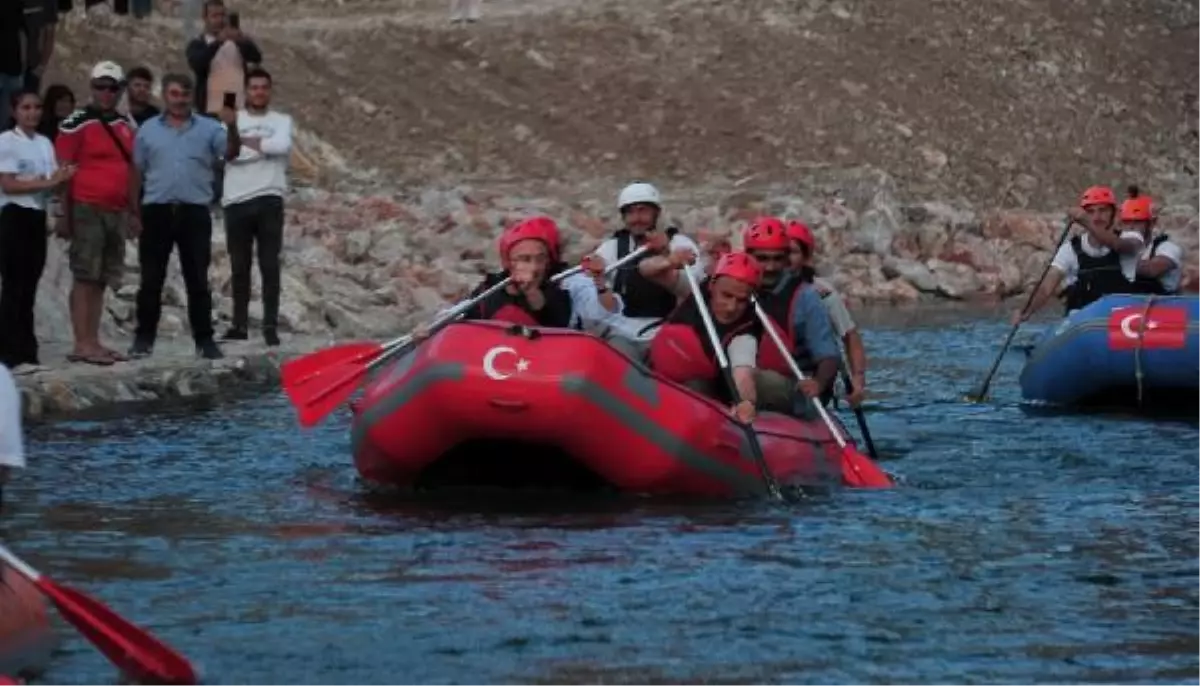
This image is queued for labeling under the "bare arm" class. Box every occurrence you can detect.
[0,174,57,194]
[1086,225,1143,255]
[1020,268,1065,320]
[844,328,867,380]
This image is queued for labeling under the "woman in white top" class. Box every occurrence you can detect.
[0,91,75,374]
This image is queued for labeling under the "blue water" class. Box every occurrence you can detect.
[2,309,1197,684]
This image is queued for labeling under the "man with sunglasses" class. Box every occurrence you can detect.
[53,61,138,366]
[741,217,840,417]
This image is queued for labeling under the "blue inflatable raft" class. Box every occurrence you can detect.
[1019,294,1199,412]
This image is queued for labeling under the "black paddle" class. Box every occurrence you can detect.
[966,216,1074,402]
[839,371,880,461]
[681,268,784,501]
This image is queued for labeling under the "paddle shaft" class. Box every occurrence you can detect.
[751,298,851,449]
[364,248,649,373]
[682,269,784,501]
[970,217,1074,400]
[840,370,880,461]
[0,543,41,583]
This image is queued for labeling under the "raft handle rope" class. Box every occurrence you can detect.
[1133,294,1155,409]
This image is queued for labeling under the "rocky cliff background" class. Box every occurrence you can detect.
[32,0,1200,344]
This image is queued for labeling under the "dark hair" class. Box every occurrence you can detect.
[7,89,41,129]
[1127,185,1141,199]
[244,67,272,86]
[38,84,74,139]
[127,66,154,83]
[202,0,224,14]
[161,73,194,93]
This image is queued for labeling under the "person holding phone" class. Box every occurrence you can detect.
[222,67,292,347]
[184,0,261,115]
[127,72,241,361]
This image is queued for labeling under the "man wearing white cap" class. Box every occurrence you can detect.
[582,183,704,358]
[53,60,139,366]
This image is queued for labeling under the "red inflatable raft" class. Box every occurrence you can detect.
[350,320,854,497]
[0,564,55,681]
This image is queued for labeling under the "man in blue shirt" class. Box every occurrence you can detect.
[128,72,241,360]
[741,218,840,418]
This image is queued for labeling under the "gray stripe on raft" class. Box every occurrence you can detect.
[351,363,467,457]
[559,373,767,495]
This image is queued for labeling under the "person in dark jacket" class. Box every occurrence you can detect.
[184,0,262,114]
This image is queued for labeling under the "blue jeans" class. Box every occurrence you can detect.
[0,73,23,128]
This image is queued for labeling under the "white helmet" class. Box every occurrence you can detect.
[617,183,662,211]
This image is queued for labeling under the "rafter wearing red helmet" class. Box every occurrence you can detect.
[1122,186,1183,296]
[785,219,870,408]
[647,252,766,423]
[1015,185,1146,322]
[412,218,574,341]
[740,218,842,417]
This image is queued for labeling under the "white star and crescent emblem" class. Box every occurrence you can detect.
[482,345,531,381]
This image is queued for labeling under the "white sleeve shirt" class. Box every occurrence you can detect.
[0,365,26,469]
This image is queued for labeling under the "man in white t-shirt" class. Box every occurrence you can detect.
[1014,185,1145,322]
[1120,189,1184,295]
[0,364,25,509]
[221,67,293,348]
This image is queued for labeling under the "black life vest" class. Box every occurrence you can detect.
[1063,236,1135,312]
[1130,234,1174,296]
[466,272,574,328]
[756,271,814,374]
[611,227,680,318]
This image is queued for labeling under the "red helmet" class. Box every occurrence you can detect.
[497,219,553,263]
[742,217,790,251]
[1119,186,1154,222]
[712,252,763,289]
[1079,185,1116,208]
[517,216,561,261]
[786,221,815,251]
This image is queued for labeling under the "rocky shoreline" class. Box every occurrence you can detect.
[13,337,327,423]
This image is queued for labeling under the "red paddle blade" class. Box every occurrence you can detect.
[280,341,382,389]
[290,362,367,427]
[40,581,198,685]
[840,444,893,489]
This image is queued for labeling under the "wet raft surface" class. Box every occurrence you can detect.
[3,309,1197,684]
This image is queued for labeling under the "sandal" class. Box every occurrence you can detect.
[66,353,114,366]
[102,348,129,362]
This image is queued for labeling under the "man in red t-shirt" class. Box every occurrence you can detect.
[53,60,140,366]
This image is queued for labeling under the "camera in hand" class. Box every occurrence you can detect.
[223,92,237,109]
[228,11,240,28]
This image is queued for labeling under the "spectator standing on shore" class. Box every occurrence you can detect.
[37,84,73,141]
[54,61,138,366]
[21,0,58,95]
[125,66,160,125]
[129,73,241,361]
[0,2,27,128]
[186,0,262,115]
[0,91,76,374]
[222,67,291,347]
[185,0,261,205]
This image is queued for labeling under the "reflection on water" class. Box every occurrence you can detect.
[2,309,1197,684]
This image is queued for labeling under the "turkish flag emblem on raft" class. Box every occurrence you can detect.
[1106,306,1188,350]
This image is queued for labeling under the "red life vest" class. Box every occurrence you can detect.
[648,278,761,395]
[755,272,808,376]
